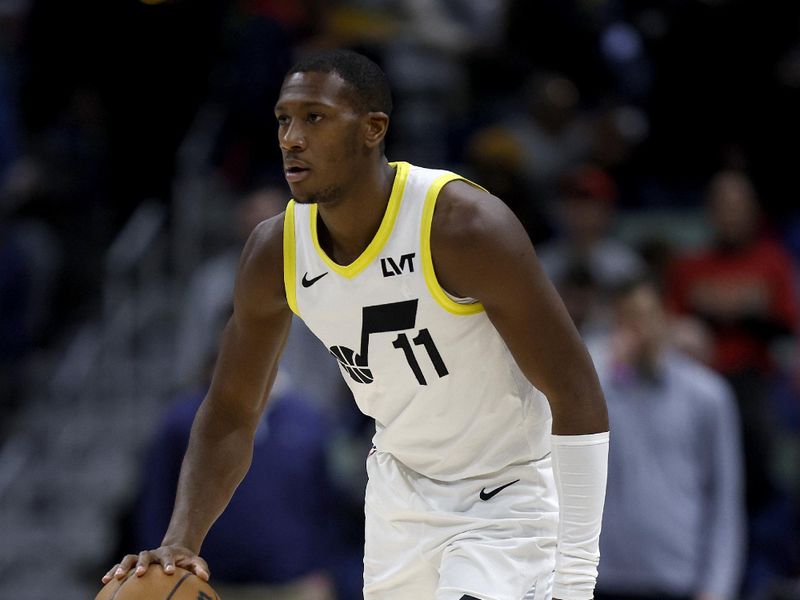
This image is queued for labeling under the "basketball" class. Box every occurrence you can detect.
[95,567,219,600]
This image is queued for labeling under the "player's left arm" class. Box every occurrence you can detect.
[432,180,609,600]
[432,180,607,434]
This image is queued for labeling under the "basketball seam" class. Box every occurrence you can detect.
[164,572,192,600]
[108,571,136,600]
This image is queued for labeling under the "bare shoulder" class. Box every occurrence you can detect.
[432,179,521,246]
[431,179,534,299]
[235,212,288,317]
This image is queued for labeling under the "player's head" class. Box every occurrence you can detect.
[275,49,392,204]
[286,49,392,118]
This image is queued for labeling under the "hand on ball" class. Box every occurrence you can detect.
[101,545,210,584]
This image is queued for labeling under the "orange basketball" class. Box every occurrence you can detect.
[95,566,219,600]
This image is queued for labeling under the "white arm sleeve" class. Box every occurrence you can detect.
[551,431,609,600]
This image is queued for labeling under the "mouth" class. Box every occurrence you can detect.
[285,165,311,183]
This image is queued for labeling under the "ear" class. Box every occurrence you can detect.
[364,112,389,149]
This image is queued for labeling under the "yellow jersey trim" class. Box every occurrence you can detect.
[421,174,486,316]
[283,201,300,316]
[309,161,409,279]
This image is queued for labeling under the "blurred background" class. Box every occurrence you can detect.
[0,0,799,599]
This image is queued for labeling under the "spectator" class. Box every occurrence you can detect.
[767,343,800,587]
[463,125,553,245]
[591,276,745,600]
[553,260,609,340]
[174,184,340,408]
[211,8,293,192]
[666,169,799,517]
[133,368,359,600]
[537,163,645,293]
[504,71,592,199]
[666,170,800,598]
[174,185,284,386]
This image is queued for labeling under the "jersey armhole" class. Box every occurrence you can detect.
[283,200,300,317]
[420,175,486,316]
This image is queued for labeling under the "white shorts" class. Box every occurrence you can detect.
[363,450,559,600]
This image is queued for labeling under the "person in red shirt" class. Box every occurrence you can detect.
[668,170,798,375]
[666,168,799,517]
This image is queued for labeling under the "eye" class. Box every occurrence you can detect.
[276,114,290,126]
[307,112,323,123]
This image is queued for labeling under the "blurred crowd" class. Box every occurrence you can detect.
[1,1,800,599]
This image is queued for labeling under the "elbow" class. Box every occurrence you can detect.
[547,379,609,436]
[194,393,263,439]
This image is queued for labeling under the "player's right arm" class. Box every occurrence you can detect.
[102,212,293,584]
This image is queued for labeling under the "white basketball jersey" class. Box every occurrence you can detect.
[283,161,552,480]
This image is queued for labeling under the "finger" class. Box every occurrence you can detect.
[156,550,176,575]
[192,562,210,582]
[115,555,138,579]
[102,564,120,583]
[178,556,210,581]
[135,551,152,576]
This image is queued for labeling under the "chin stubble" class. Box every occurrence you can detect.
[297,184,343,205]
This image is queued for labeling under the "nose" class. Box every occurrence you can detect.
[279,120,306,152]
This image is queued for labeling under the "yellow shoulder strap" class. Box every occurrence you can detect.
[420,174,486,316]
[282,200,300,316]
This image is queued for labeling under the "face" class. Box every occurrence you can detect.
[562,196,612,241]
[614,284,667,362]
[708,171,759,246]
[275,71,382,204]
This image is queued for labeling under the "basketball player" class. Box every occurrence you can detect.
[103,50,609,600]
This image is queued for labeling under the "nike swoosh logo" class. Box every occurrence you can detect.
[301,271,328,287]
[479,479,520,501]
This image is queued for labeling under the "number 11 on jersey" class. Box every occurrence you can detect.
[328,299,449,386]
[392,328,449,385]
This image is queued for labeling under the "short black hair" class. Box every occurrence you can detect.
[285,49,393,116]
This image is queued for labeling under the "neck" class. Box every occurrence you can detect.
[715,235,752,253]
[574,232,603,251]
[317,159,396,264]
[634,345,664,378]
